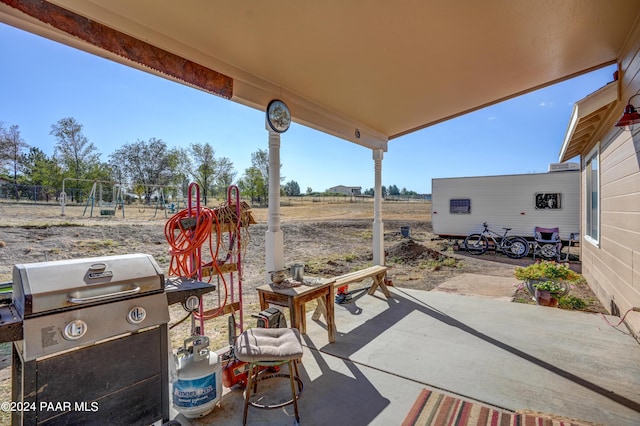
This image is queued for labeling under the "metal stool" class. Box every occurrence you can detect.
[234,327,304,425]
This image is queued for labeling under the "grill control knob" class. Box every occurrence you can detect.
[63,320,87,340]
[128,307,147,324]
[184,295,200,311]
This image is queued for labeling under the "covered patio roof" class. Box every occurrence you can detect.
[2,1,640,150]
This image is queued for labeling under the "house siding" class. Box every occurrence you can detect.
[572,18,640,338]
[581,108,640,336]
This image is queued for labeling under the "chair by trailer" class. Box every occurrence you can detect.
[532,226,562,261]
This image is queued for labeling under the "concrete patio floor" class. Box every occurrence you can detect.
[178,278,640,426]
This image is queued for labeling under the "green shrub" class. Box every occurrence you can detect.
[558,295,587,310]
[514,260,581,281]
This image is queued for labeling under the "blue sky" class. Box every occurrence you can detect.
[0,23,618,194]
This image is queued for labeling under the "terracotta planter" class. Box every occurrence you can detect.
[535,289,559,307]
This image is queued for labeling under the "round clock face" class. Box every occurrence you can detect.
[266,100,291,133]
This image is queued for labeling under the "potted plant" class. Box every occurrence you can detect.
[514,261,581,306]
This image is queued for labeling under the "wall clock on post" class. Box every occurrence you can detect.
[266,99,291,133]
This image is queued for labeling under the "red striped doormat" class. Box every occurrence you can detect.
[402,389,599,426]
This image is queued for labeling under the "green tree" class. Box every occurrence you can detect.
[250,148,283,203]
[50,117,101,202]
[284,180,300,196]
[237,167,265,205]
[251,149,269,202]
[109,138,174,203]
[168,146,191,203]
[189,142,215,204]
[50,117,100,179]
[306,187,313,195]
[20,147,63,201]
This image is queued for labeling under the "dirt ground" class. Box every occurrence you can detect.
[0,199,601,306]
[0,199,606,422]
[0,200,528,304]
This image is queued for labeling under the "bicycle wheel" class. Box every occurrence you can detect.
[502,236,530,259]
[464,234,488,255]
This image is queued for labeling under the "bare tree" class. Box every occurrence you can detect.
[1,123,29,200]
[188,143,237,203]
[215,156,237,196]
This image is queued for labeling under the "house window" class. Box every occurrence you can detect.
[450,199,470,214]
[535,193,561,209]
[585,146,599,243]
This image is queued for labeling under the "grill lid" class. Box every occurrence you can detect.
[13,253,164,317]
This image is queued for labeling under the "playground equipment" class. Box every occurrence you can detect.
[153,186,180,218]
[83,181,125,217]
[60,180,185,219]
[60,178,125,217]
[135,184,182,218]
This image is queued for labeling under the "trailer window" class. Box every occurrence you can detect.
[450,199,471,214]
[534,193,561,209]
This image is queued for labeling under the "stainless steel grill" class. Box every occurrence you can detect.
[8,253,171,425]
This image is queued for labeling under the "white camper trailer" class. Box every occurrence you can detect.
[431,165,579,241]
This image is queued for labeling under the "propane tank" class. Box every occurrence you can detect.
[171,335,222,418]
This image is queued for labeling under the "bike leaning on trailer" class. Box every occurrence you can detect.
[463,222,530,258]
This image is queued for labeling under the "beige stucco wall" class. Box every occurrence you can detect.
[580,17,640,337]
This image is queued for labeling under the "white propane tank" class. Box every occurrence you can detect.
[172,335,222,418]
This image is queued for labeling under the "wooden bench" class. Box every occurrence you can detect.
[312,265,390,321]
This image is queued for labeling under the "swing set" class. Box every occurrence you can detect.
[135,184,183,218]
[60,178,125,217]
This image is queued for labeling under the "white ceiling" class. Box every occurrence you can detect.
[2,0,640,150]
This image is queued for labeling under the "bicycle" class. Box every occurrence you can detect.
[463,222,530,258]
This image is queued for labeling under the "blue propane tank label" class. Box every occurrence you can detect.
[173,373,217,408]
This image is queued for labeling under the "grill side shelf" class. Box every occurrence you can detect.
[165,277,216,307]
[0,303,23,343]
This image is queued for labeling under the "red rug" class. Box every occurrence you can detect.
[402,389,598,426]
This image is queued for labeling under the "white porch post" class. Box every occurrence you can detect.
[372,149,385,265]
[265,129,284,275]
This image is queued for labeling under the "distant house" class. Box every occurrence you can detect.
[559,32,640,336]
[328,185,362,196]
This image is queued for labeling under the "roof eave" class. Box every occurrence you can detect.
[559,81,618,162]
